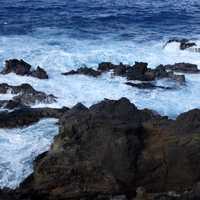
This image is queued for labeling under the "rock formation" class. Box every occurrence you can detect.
[1,59,49,79]
[0,98,199,199]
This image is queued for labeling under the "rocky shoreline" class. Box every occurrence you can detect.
[0,58,200,199]
[0,98,199,200]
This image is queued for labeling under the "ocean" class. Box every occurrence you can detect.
[0,0,200,189]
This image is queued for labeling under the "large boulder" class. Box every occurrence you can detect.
[27,98,146,199]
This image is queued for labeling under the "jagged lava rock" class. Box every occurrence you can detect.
[1,59,49,79]
[23,98,154,199]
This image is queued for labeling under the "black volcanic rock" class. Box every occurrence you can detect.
[25,99,200,199]
[17,98,150,200]
[1,59,49,79]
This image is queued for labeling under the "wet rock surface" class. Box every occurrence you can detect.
[63,62,187,87]
[0,98,200,200]
[0,83,56,107]
[1,59,49,79]
[62,67,101,77]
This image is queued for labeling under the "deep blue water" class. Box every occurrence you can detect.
[0,0,200,41]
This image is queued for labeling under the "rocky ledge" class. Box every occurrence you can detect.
[1,98,200,200]
[0,83,56,109]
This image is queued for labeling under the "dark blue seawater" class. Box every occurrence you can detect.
[0,0,200,41]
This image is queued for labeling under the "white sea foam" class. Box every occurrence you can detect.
[1,32,200,118]
[0,118,58,189]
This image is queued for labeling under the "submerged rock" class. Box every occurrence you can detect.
[125,82,173,90]
[164,63,200,73]
[1,59,49,79]
[62,67,101,77]
[164,38,197,50]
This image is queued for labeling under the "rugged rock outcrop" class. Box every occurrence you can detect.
[0,98,200,199]
[0,83,56,107]
[1,59,49,79]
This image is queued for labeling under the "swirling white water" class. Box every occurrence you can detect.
[0,118,58,189]
[1,33,200,117]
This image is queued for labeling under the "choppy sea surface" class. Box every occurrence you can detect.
[0,0,200,188]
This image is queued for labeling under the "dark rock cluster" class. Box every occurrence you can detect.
[0,98,200,200]
[1,59,49,79]
[63,62,188,88]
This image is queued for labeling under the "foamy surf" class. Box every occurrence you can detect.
[0,118,58,189]
[1,33,200,117]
